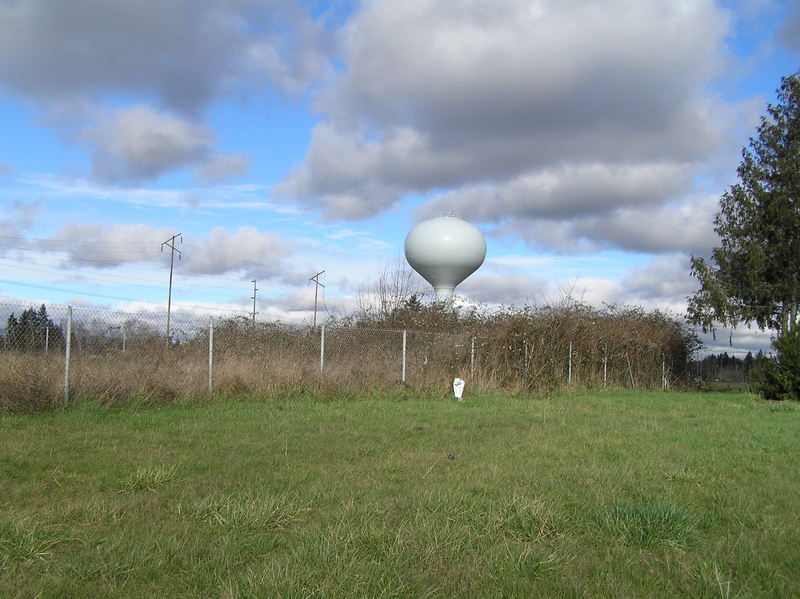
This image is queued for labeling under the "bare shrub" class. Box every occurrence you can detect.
[0,296,701,412]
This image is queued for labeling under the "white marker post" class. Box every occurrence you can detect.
[453,377,465,401]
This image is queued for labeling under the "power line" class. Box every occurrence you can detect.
[0,276,341,318]
[0,278,166,303]
[0,256,169,287]
[0,259,318,309]
[0,237,352,316]
[0,240,304,290]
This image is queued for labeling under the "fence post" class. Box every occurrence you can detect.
[568,341,573,385]
[626,352,636,389]
[208,317,214,393]
[319,324,325,381]
[63,306,72,405]
[604,344,608,385]
[471,336,475,379]
[401,330,407,384]
[524,340,529,380]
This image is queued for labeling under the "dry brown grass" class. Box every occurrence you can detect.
[0,354,63,413]
[0,302,698,413]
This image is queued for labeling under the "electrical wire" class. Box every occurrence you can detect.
[0,240,305,291]
[0,236,339,312]
[0,260,315,310]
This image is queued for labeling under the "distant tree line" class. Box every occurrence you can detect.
[3,305,65,352]
[688,351,763,383]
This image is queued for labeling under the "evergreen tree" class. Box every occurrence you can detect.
[750,330,800,400]
[688,72,800,338]
[6,304,65,352]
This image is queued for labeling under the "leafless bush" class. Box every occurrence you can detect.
[470,300,698,393]
[0,296,700,412]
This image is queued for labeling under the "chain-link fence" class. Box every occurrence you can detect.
[1,298,689,411]
[0,300,477,408]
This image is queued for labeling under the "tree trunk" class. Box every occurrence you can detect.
[779,301,797,337]
[781,301,789,337]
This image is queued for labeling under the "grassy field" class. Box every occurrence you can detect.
[1,389,799,598]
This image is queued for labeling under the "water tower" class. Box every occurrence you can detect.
[404,213,486,303]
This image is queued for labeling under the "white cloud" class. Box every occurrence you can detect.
[457,273,550,306]
[0,0,329,114]
[0,1,330,183]
[448,190,718,255]
[579,198,718,254]
[280,0,731,232]
[34,222,297,281]
[194,153,253,184]
[80,105,213,184]
[617,255,698,307]
[37,222,178,266]
[23,173,296,213]
[182,226,296,277]
[421,162,695,221]
[277,122,417,218]
[0,200,44,246]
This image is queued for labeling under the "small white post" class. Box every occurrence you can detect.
[453,377,465,400]
[63,307,72,405]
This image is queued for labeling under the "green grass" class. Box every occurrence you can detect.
[1,389,800,597]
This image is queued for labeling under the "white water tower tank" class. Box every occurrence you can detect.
[404,213,486,302]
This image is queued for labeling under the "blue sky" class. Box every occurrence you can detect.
[0,0,798,356]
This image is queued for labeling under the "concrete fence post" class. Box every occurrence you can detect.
[471,336,476,379]
[63,306,72,405]
[319,324,325,381]
[208,317,214,393]
[401,330,407,384]
[568,341,573,385]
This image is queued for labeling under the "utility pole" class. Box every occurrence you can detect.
[309,270,325,328]
[251,279,258,323]
[161,233,182,347]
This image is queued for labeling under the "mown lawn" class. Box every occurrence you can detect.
[1,389,799,598]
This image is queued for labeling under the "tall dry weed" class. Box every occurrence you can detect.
[0,298,700,412]
[0,354,62,414]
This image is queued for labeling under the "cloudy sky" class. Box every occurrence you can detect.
[0,0,798,355]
